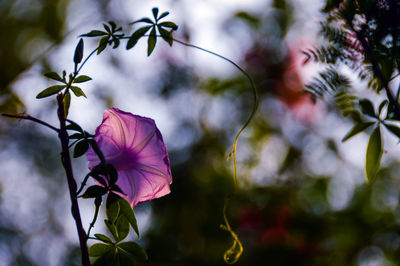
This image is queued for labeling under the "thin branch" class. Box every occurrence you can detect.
[1,113,60,133]
[56,94,90,266]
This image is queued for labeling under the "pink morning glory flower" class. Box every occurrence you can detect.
[86,108,172,207]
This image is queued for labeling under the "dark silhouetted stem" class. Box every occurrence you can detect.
[1,113,60,133]
[56,94,90,266]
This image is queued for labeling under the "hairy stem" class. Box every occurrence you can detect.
[56,94,90,266]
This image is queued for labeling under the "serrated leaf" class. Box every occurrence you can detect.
[119,198,139,238]
[44,72,64,82]
[97,36,109,54]
[95,234,113,244]
[74,139,90,158]
[36,85,65,99]
[116,215,130,242]
[383,123,400,139]
[152,7,159,20]
[126,26,152,50]
[359,99,377,118]
[158,11,169,20]
[342,121,376,142]
[74,75,92,83]
[105,219,118,240]
[88,243,112,257]
[158,21,178,30]
[74,38,84,64]
[70,86,87,98]
[158,26,173,46]
[366,126,382,183]
[82,185,107,198]
[63,91,71,117]
[80,30,107,37]
[147,27,157,56]
[106,193,120,224]
[119,242,148,260]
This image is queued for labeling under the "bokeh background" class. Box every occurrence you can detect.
[1,0,400,265]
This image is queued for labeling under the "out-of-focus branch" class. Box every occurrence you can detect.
[1,113,60,133]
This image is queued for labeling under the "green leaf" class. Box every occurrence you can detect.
[383,123,400,139]
[73,139,90,158]
[126,26,152,50]
[66,119,83,132]
[106,193,120,224]
[158,21,178,30]
[119,242,148,260]
[92,248,117,266]
[342,121,376,142]
[88,243,112,257]
[74,75,92,83]
[152,7,159,20]
[108,21,117,31]
[131,18,154,24]
[36,85,65,99]
[69,133,84,139]
[359,99,377,118]
[117,250,137,265]
[105,219,118,240]
[95,233,113,244]
[147,27,157,56]
[112,38,120,49]
[82,185,107,199]
[103,23,111,33]
[158,26,173,46]
[63,91,71,117]
[158,11,169,20]
[366,126,382,183]
[44,72,64,82]
[74,38,84,64]
[119,198,139,238]
[70,86,87,98]
[97,36,109,54]
[378,100,388,116]
[116,215,130,242]
[80,30,107,37]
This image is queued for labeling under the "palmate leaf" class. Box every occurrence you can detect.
[383,123,400,140]
[359,99,377,118]
[88,243,112,257]
[158,25,173,46]
[365,126,382,183]
[70,86,86,98]
[119,242,148,260]
[44,72,65,82]
[74,75,92,83]
[126,26,152,50]
[147,27,157,56]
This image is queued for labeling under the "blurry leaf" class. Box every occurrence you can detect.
[110,184,124,195]
[69,133,84,139]
[44,72,64,82]
[105,219,118,240]
[359,99,377,118]
[91,174,108,187]
[108,21,117,31]
[36,85,65,99]
[82,185,107,199]
[74,38,84,65]
[88,243,112,257]
[152,7,159,20]
[127,26,152,50]
[66,119,83,132]
[119,242,148,260]
[103,24,111,33]
[158,11,169,20]
[113,38,120,49]
[92,248,117,266]
[73,139,89,158]
[70,86,87,98]
[63,91,71,117]
[119,197,139,238]
[342,121,376,142]
[106,193,120,224]
[378,100,388,116]
[366,126,382,183]
[131,18,154,24]
[147,27,157,56]
[115,215,130,242]
[158,26,173,46]
[383,123,400,139]
[97,36,109,54]
[94,234,113,244]
[117,250,137,265]
[158,21,178,30]
[74,75,92,83]
[81,30,107,37]
[234,11,260,28]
